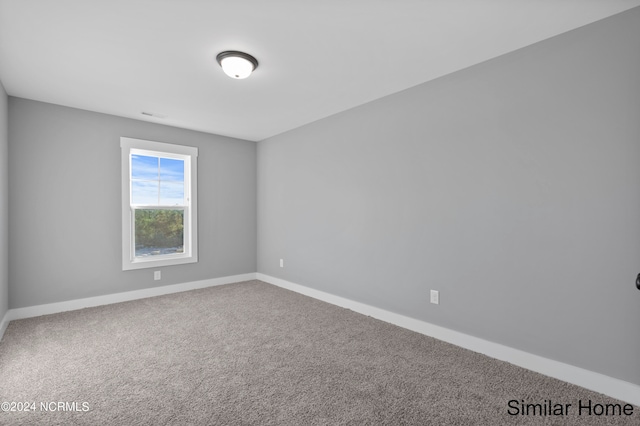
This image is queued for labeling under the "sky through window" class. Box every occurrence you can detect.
[131,155,185,205]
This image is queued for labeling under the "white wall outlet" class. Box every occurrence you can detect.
[430,290,439,305]
[279,259,284,268]
[154,270,161,281]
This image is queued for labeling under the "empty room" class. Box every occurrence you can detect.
[1,1,639,425]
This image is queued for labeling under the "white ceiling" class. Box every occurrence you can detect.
[1,1,639,142]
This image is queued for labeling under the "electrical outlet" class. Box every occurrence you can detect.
[154,270,161,281]
[279,259,284,268]
[430,290,439,305]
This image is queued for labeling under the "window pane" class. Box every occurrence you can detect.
[131,180,158,205]
[160,158,184,182]
[134,209,184,257]
[160,181,185,205]
[132,155,159,180]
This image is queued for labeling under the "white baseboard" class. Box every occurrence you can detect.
[3,271,638,407]
[0,310,9,343]
[257,273,640,407]
[4,273,257,323]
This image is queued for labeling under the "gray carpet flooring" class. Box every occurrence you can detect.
[0,280,637,425]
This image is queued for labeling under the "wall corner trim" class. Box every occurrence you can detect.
[256,273,640,407]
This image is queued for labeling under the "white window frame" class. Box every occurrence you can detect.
[121,137,198,270]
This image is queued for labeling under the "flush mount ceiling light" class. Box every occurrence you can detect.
[216,51,258,79]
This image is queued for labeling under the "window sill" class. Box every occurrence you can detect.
[122,254,198,271]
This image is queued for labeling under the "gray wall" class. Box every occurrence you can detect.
[257,8,640,385]
[0,81,7,321]
[8,98,257,308]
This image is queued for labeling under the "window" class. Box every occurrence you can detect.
[121,137,198,270]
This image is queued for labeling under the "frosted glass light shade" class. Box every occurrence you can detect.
[216,51,258,79]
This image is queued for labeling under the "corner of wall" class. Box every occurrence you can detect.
[0,79,9,340]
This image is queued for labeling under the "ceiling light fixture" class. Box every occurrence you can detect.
[216,51,259,79]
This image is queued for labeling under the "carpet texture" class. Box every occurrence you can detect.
[0,280,637,425]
